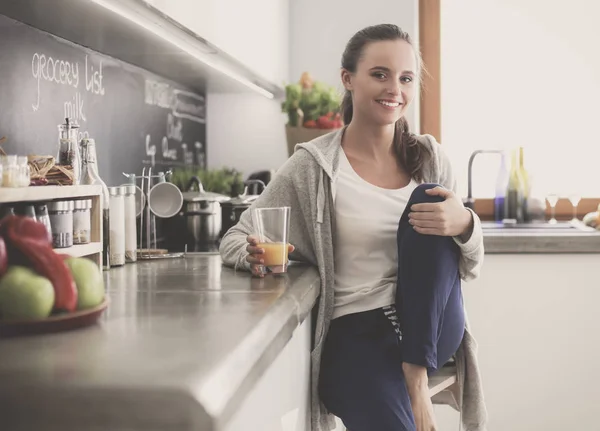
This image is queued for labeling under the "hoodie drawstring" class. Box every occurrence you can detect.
[316,169,325,224]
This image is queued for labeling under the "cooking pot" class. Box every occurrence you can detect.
[220,179,266,237]
[181,176,230,245]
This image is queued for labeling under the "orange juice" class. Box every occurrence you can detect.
[258,242,288,266]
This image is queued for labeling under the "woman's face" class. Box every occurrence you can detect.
[342,39,417,126]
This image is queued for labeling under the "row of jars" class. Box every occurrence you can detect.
[0,199,92,249]
[0,155,31,188]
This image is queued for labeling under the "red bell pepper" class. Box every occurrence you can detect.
[0,237,7,278]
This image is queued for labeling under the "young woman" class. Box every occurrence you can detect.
[220,24,487,431]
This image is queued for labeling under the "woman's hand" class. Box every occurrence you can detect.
[245,235,295,278]
[408,187,473,237]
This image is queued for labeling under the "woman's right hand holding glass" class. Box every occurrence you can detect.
[245,235,295,278]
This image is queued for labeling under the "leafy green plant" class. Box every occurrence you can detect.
[281,72,342,128]
[171,167,244,197]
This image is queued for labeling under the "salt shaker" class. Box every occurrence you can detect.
[48,200,74,248]
[73,199,92,244]
[122,185,138,263]
[109,186,126,267]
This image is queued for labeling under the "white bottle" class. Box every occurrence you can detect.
[123,184,138,263]
[108,186,126,267]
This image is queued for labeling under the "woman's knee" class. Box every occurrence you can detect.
[410,183,446,204]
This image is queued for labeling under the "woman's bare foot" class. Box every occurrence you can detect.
[402,363,438,431]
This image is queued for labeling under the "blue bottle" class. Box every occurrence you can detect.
[494,152,509,222]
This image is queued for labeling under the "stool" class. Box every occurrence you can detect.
[429,363,457,396]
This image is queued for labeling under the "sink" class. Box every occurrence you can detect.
[481,221,595,235]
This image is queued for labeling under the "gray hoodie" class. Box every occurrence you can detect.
[219,128,488,431]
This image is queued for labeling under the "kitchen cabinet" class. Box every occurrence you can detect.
[224,318,311,431]
[435,254,600,430]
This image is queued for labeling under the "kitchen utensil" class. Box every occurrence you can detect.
[251,206,291,274]
[220,179,266,237]
[181,176,230,245]
[148,181,183,219]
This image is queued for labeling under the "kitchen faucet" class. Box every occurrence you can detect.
[464,149,504,210]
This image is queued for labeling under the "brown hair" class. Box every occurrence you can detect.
[340,24,431,182]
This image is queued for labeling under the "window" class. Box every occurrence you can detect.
[440,0,600,200]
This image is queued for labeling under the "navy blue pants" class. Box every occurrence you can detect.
[319,184,466,431]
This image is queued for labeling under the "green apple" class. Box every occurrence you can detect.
[65,257,105,310]
[0,266,55,320]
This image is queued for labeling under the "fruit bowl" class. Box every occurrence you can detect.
[0,297,109,338]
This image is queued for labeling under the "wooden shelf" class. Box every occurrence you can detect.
[0,184,104,267]
[54,242,103,258]
[0,185,103,204]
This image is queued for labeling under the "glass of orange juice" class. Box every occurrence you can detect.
[251,207,291,274]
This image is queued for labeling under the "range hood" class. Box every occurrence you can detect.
[0,0,284,99]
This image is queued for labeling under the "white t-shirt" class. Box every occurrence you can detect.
[332,150,418,319]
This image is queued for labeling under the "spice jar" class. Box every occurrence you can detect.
[48,200,74,248]
[2,155,18,188]
[122,185,138,263]
[17,156,30,187]
[35,204,53,243]
[109,186,126,267]
[73,199,92,245]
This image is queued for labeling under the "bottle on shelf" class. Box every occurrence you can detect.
[80,138,110,270]
[494,151,509,222]
[505,148,525,223]
[518,146,531,221]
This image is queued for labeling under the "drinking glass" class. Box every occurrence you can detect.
[251,207,291,274]
[568,194,581,222]
[546,194,559,224]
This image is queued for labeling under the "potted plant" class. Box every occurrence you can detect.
[281,72,343,157]
[170,167,244,197]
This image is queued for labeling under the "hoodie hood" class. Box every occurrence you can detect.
[294,127,345,182]
[293,128,345,223]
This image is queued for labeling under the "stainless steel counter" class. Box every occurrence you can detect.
[482,221,600,253]
[0,256,320,431]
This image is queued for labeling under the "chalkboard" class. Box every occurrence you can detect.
[0,14,206,187]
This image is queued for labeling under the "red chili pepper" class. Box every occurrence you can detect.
[0,237,7,278]
[0,216,77,312]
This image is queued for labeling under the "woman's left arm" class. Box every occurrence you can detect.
[408,139,484,281]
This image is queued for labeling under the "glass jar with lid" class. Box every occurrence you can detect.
[2,155,18,188]
[17,156,30,187]
[57,118,81,184]
[73,199,92,245]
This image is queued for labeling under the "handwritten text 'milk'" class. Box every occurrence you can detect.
[31,52,106,121]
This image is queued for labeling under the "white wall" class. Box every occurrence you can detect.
[145,0,291,177]
[289,0,420,132]
[442,0,600,199]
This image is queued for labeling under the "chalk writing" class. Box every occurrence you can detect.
[31,52,79,111]
[31,52,105,118]
[85,55,105,96]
